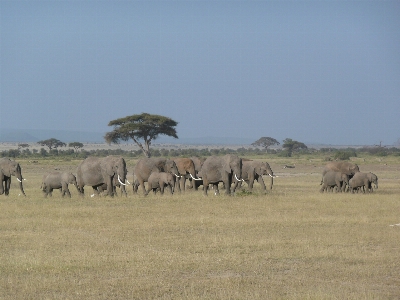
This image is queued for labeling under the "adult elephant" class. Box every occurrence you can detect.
[172,157,201,192]
[76,155,128,197]
[349,172,378,193]
[233,159,275,193]
[0,157,26,196]
[41,171,78,197]
[321,161,359,185]
[199,154,242,196]
[133,157,180,196]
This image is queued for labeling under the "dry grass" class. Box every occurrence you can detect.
[1,158,400,299]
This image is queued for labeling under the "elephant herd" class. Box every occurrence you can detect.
[0,155,378,198]
[320,161,378,193]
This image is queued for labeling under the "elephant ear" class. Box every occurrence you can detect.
[223,159,231,174]
[101,160,115,176]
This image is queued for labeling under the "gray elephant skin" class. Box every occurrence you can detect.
[199,154,242,196]
[93,174,128,197]
[320,170,349,193]
[173,157,201,192]
[321,161,360,184]
[349,172,378,193]
[41,171,78,197]
[187,156,206,190]
[147,171,175,195]
[233,159,274,193]
[133,157,179,196]
[76,155,128,197]
[0,157,26,196]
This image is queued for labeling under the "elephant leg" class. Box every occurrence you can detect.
[187,178,194,189]
[257,176,267,191]
[248,176,255,191]
[202,178,209,196]
[139,179,148,196]
[64,185,71,198]
[174,178,181,194]
[213,183,220,195]
[146,184,153,195]
[5,178,11,195]
[61,183,67,197]
[179,177,186,192]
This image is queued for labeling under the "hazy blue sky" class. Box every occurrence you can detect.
[1,1,399,145]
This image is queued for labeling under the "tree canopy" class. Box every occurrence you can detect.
[69,142,84,151]
[37,138,66,150]
[282,138,308,156]
[104,113,178,157]
[251,137,280,150]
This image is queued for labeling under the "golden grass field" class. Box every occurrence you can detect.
[1,156,400,299]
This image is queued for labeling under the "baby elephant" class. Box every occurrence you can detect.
[349,172,378,193]
[147,171,175,195]
[320,170,349,193]
[41,171,78,198]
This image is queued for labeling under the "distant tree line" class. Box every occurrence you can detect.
[1,145,399,160]
[2,118,399,160]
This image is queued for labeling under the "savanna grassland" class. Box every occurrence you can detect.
[1,155,400,299]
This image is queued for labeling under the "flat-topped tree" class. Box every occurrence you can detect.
[18,143,30,150]
[69,142,84,152]
[37,138,66,151]
[105,113,178,158]
[251,137,280,151]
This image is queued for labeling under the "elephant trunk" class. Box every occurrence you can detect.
[16,173,26,196]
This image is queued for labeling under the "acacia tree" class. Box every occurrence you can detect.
[282,138,307,156]
[104,113,178,158]
[18,143,30,150]
[37,138,66,151]
[69,142,84,152]
[251,137,280,151]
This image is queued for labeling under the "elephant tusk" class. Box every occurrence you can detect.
[174,174,181,178]
[126,179,132,185]
[235,174,244,182]
[17,178,22,183]
[190,173,202,181]
[118,175,127,186]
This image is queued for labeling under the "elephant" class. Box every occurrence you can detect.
[187,156,206,190]
[198,154,242,196]
[41,171,78,197]
[232,159,275,193]
[320,170,349,193]
[0,157,26,196]
[147,171,175,195]
[321,161,360,185]
[133,157,180,196]
[348,172,378,193]
[172,157,201,192]
[76,155,128,197]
